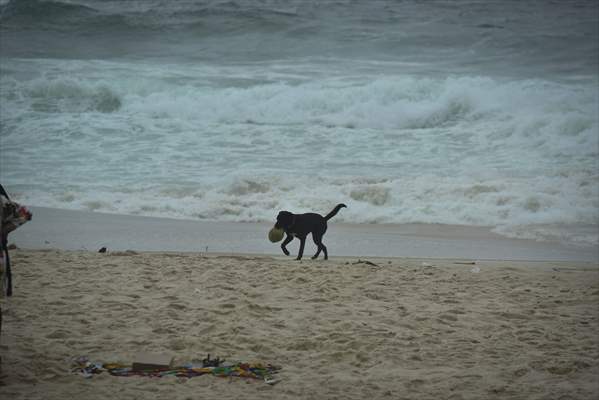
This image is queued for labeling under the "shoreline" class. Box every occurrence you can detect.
[8,206,598,262]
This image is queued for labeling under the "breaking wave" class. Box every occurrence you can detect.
[2,76,121,113]
[14,171,599,247]
[1,45,597,248]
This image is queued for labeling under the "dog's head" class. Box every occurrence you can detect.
[275,211,294,230]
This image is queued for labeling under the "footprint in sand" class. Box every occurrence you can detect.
[45,330,70,339]
[404,379,426,389]
[438,313,458,323]
[169,338,188,351]
[547,366,573,375]
[168,303,187,311]
[514,368,528,377]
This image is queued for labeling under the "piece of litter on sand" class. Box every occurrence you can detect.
[421,262,434,267]
[352,259,380,267]
[471,266,481,273]
[71,355,281,383]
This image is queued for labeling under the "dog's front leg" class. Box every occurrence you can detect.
[296,236,306,260]
[281,234,293,256]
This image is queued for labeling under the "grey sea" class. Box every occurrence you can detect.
[1,0,598,249]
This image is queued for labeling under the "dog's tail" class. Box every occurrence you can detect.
[324,203,347,221]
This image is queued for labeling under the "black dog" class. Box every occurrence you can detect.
[274,203,346,260]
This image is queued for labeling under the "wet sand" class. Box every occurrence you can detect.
[9,207,599,262]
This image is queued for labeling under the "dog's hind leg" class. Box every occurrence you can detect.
[312,234,328,260]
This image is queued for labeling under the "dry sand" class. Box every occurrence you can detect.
[1,250,598,399]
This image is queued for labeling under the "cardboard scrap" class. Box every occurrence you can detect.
[132,353,173,372]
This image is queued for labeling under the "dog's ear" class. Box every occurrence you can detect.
[275,211,291,228]
[275,211,283,226]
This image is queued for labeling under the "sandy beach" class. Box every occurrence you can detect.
[1,247,598,399]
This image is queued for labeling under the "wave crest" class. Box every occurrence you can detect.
[18,78,122,113]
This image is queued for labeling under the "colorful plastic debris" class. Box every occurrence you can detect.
[72,355,281,384]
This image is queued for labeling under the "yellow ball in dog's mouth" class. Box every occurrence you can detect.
[268,227,285,243]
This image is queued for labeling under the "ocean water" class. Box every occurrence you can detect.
[1,0,598,247]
